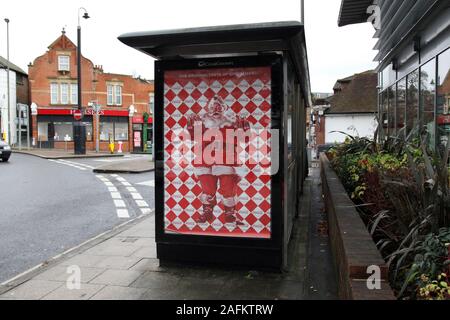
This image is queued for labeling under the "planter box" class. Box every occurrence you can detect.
[320,153,396,300]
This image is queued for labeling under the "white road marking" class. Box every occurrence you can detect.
[136,180,155,187]
[131,193,143,200]
[111,174,152,216]
[95,175,130,219]
[136,200,149,208]
[141,208,153,215]
[116,209,130,218]
[59,159,94,170]
[114,200,126,208]
[110,192,122,199]
[49,159,86,171]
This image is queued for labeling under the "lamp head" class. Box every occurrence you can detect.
[4,18,10,23]
[83,12,90,20]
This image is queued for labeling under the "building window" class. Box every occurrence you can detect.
[406,70,420,139]
[107,84,122,106]
[54,122,73,141]
[100,117,128,141]
[58,55,70,72]
[50,83,77,105]
[115,85,122,105]
[107,85,114,106]
[437,48,450,152]
[114,122,128,141]
[397,78,407,138]
[71,84,78,105]
[421,58,436,149]
[388,85,396,137]
[60,83,69,105]
[50,83,58,104]
[149,93,155,112]
[380,91,388,139]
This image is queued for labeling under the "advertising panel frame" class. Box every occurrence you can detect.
[154,54,286,269]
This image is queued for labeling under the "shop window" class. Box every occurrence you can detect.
[54,122,73,141]
[437,48,450,152]
[85,122,93,142]
[406,70,420,140]
[100,122,114,141]
[397,78,407,138]
[114,122,128,141]
[421,59,436,149]
[100,120,128,141]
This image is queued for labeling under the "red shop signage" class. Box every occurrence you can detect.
[437,114,450,125]
[132,116,153,124]
[38,108,129,117]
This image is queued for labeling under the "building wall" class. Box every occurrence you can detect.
[0,69,17,144]
[325,114,377,144]
[28,32,154,152]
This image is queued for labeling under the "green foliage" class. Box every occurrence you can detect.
[329,131,450,299]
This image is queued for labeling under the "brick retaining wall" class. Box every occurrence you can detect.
[320,153,396,300]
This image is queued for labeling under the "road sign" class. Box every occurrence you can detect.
[73,109,83,121]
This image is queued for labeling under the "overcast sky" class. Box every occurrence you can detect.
[0,0,377,93]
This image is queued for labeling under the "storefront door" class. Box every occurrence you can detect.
[133,130,143,153]
[47,123,55,148]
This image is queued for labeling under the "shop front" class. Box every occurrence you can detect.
[131,115,153,153]
[34,108,132,152]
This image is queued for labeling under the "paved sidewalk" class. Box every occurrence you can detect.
[93,158,155,174]
[13,148,124,160]
[0,168,337,300]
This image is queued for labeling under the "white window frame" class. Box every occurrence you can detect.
[58,55,70,72]
[60,83,69,105]
[107,85,114,106]
[71,84,78,105]
[115,85,122,105]
[50,83,59,104]
[149,93,155,113]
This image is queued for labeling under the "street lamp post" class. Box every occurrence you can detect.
[74,8,90,155]
[4,18,11,145]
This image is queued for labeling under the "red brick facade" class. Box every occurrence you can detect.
[29,31,154,152]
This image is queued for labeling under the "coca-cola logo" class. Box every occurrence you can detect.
[198,61,234,68]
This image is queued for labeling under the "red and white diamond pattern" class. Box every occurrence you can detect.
[164,67,272,239]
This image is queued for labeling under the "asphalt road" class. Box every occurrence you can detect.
[0,153,154,283]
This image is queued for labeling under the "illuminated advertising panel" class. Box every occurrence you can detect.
[163,66,272,239]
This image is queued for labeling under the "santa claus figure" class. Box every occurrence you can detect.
[187,95,250,225]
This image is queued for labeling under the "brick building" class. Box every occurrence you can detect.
[29,30,154,152]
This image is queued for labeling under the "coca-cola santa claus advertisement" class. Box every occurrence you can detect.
[164,66,272,239]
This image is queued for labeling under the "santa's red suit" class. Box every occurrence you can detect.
[187,96,250,225]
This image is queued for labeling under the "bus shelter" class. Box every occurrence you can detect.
[119,21,312,270]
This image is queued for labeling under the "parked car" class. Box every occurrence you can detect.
[0,139,12,162]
